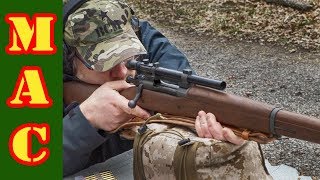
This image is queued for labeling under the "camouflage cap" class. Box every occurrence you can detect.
[64,0,146,72]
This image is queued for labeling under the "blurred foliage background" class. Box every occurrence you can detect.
[128,0,320,51]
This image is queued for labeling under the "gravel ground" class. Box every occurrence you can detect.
[148,22,320,177]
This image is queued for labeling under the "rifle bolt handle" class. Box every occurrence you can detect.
[128,83,144,109]
[128,100,137,108]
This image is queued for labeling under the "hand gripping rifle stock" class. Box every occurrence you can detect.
[63,59,320,144]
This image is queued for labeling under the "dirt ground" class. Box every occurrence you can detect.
[143,20,320,177]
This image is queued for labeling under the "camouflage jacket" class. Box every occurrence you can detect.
[63,20,193,177]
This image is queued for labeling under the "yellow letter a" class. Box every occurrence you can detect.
[7,66,53,108]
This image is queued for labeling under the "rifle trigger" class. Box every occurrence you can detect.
[128,83,144,108]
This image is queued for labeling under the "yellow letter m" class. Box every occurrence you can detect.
[5,13,57,55]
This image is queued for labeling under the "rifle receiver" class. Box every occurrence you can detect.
[126,60,227,90]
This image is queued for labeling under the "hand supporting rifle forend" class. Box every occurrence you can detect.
[123,59,320,144]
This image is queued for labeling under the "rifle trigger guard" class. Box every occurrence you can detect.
[128,84,144,108]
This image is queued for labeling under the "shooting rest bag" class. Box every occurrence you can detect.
[130,114,272,180]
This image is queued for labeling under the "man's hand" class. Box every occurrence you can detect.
[79,80,150,132]
[195,110,245,145]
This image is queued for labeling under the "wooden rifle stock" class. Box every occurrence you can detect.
[64,81,320,144]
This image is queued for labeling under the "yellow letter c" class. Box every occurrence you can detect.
[8,123,50,166]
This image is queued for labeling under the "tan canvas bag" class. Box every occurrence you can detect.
[131,115,272,180]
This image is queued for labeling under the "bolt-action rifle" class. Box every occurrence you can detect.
[64,59,320,144]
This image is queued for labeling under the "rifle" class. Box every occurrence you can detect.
[64,59,320,144]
